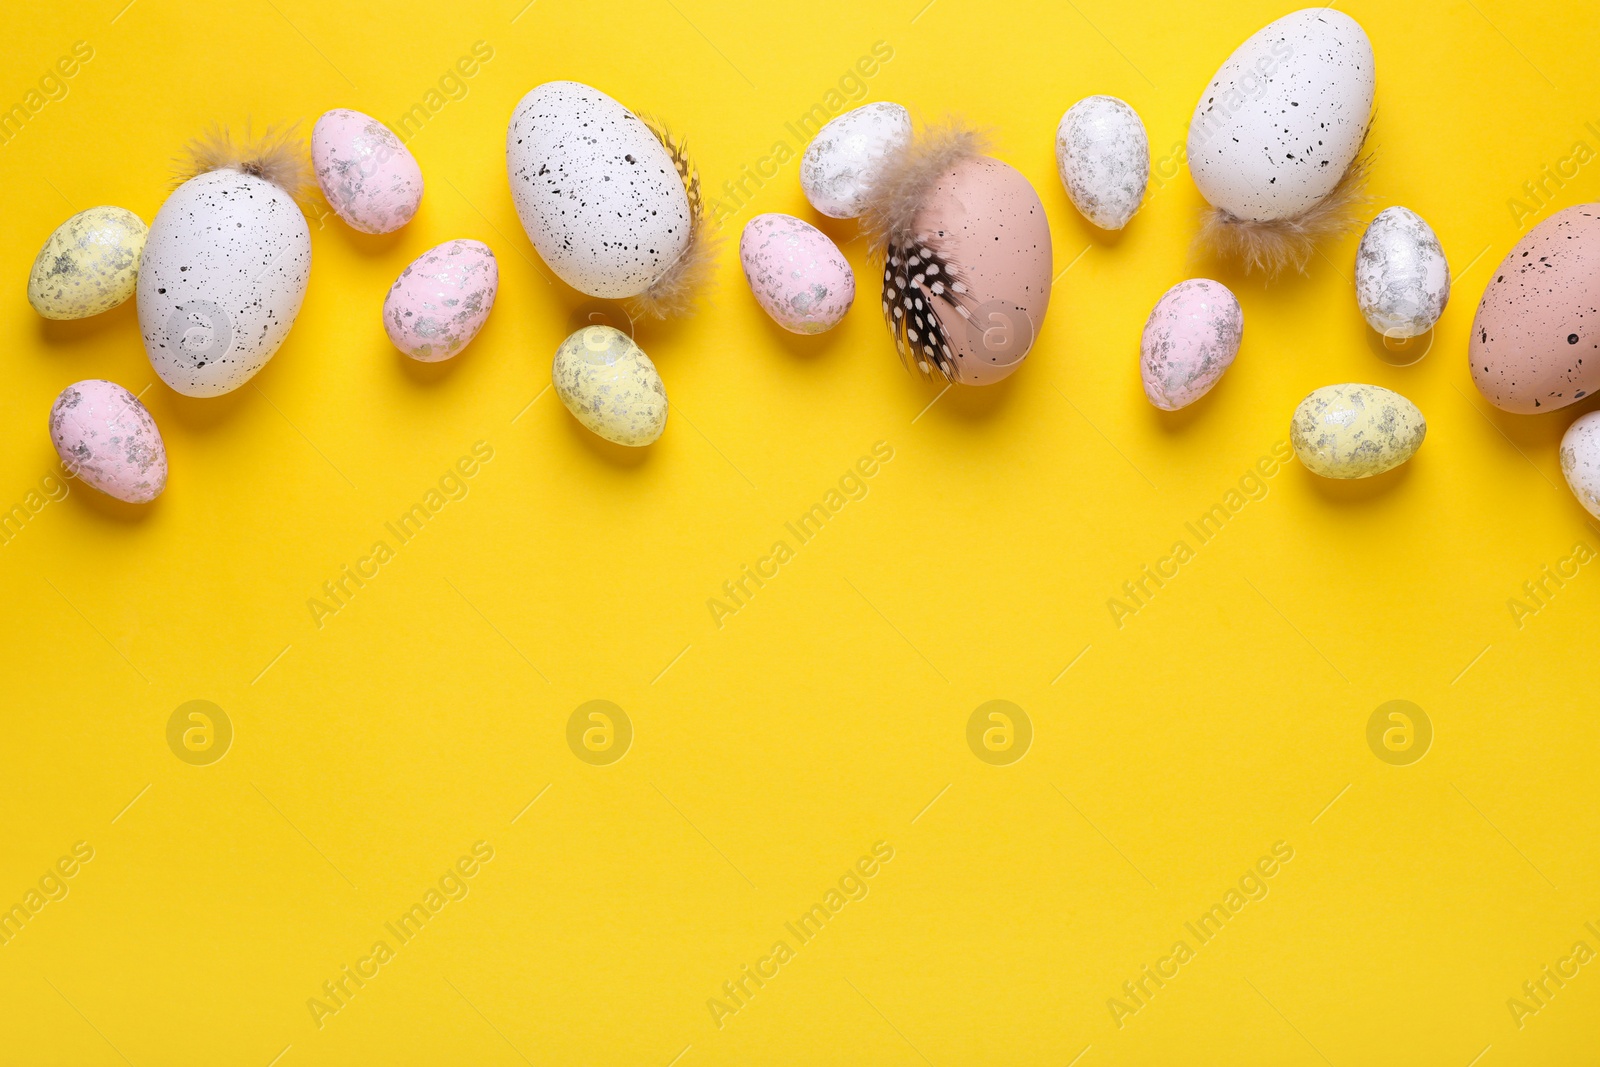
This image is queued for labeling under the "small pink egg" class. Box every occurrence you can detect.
[48,379,167,503]
[739,213,854,335]
[383,239,498,362]
[1140,279,1243,410]
[312,108,424,234]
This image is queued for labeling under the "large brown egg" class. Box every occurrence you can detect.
[884,158,1052,386]
[1470,205,1600,413]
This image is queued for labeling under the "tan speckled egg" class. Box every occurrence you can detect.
[1470,205,1600,413]
[906,158,1052,385]
[553,326,667,446]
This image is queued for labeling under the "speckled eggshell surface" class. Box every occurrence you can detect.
[48,379,167,503]
[1355,207,1450,338]
[1469,205,1600,413]
[1560,411,1600,518]
[910,157,1052,386]
[739,214,855,335]
[1187,8,1375,222]
[383,239,498,361]
[1140,279,1243,410]
[137,169,312,398]
[553,325,668,446]
[312,108,424,234]
[800,102,913,219]
[1290,383,1426,479]
[507,81,690,299]
[1055,95,1149,231]
[28,206,148,320]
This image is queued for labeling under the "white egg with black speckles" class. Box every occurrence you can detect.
[1188,8,1375,222]
[1291,383,1426,479]
[1560,411,1600,519]
[1355,207,1450,338]
[507,81,690,299]
[137,169,311,397]
[554,325,667,446]
[28,207,148,320]
[801,102,912,219]
[1055,96,1149,230]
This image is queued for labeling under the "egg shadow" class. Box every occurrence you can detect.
[1149,385,1225,436]
[37,299,140,348]
[156,383,256,434]
[66,477,160,525]
[563,413,653,469]
[1365,326,1433,367]
[1300,457,1414,503]
[929,371,1021,424]
[393,344,468,387]
[1061,202,1130,252]
[754,306,848,361]
[317,195,408,258]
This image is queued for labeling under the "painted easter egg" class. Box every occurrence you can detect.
[1355,207,1450,339]
[1055,95,1149,231]
[48,380,167,503]
[383,239,498,361]
[801,102,912,219]
[1290,383,1426,479]
[1470,205,1600,413]
[739,213,854,334]
[553,325,667,446]
[28,207,147,320]
[1560,411,1600,518]
[1140,279,1243,410]
[312,108,423,234]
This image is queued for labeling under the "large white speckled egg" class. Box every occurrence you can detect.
[1355,207,1450,338]
[1560,411,1600,518]
[1140,279,1243,410]
[49,380,167,503]
[138,169,312,397]
[1055,96,1149,231]
[739,214,854,334]
[553,325,667,446]
[1188,9,1375,223]
[312,108,423,234]
[1290,383,1426,479]
[801,102,912,219]
[507,81,690,299]
[28,207,148,320]
[383,239,498,361]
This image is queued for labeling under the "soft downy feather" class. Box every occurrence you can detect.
[1197,152,1373,277]
[628,114,720,321]
[178,122,315,207]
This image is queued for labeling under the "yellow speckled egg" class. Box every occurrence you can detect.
[28,206,148,320]
[1290,383,1426,479]
[553,326,667,446]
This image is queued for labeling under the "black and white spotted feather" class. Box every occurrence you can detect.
[880,238,976,381]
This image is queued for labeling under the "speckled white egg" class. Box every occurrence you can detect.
[553,325,667,446]
[1560,411,1600,519]
[739,214,854,334]
[48,379,167,503]
[28,207,148,320]
[1188,9,1375,222]
[800,102,912,219]
[383,239,498,362]
[1290,383,1426,479]
[312,108,423,234]
[507,81,690,299]
[1140,279,1243,410]
[138,169,312,397]
[1355,207,1450,338]
[1055,96,1149,231]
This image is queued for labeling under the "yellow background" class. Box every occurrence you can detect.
[4,0,1599,1063]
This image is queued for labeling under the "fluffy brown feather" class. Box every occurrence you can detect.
[859,120,989,262]
[1197,153,1373,277]
[628,114,721,320]
[177,122,314,206]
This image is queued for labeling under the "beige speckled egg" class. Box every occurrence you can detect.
[553,325,667,446]
[1560,410,1600,518]
[383,239,498,361]
[739,214,854,334]
[1290,383,1426,479]
[312,108,424,234]
[28,207,147,320]
[48,379,167,503]
[1470,205,1600,413]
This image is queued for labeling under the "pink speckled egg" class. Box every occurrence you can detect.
[739,214,855,334]
[312,108,424,234]
[48,379,167,503]
[383,240,498,362]
[1139,279,1243,410]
